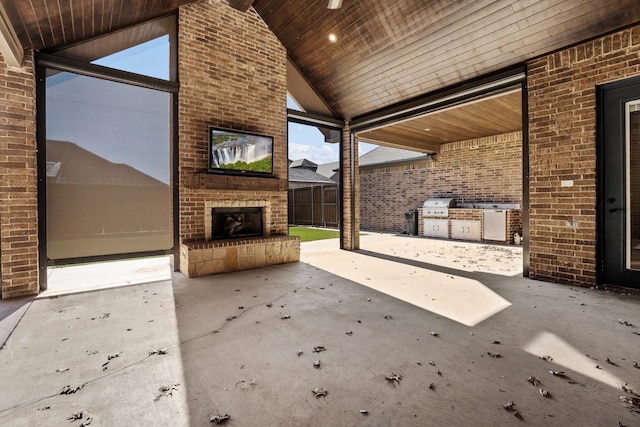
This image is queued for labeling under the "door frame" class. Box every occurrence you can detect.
[35,21,180,292]
[596,74,640,288]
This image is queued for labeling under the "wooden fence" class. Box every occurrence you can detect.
[288,185,339,227]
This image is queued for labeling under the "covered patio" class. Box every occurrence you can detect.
[1,235,638,426]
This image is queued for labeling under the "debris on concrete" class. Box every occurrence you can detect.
[266,303,273,308]
[360,409,369,414]
[428,383,435,390]
[225,315,237,321]
[312,388,328,397]
[67,412,84,421]
[503,401,523,419]
[633,362,639,368]
[487,352,502,358]
[345,330,353,336]
[281,315,291,320]
[107,353,121,360]
[527,376,541,386]
[154,384,180,402]
[312,345,326,353]
[540,355,553,362]
[385,373,402,382]
[437,370,442,376]
[297,350,304,357]
[209,414,231,424]
[618,319,634,327]
[384,315,393,320]
[492,340,502,345]
[149,348,169,356]
[38,406,51,411]
[313,360,321,368]
[90,313,110,320]
[428,361,435,366]
[539,388,550,397]
[366,298,371,302]
[548,370,566,377]
[606,357,619,366]
[429,331,439,337]
[620,395,640,413]
[620,383,638,396]
[56,367,69,373]
[60,384,85,395]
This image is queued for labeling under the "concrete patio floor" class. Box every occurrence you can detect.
[0,233,639,426]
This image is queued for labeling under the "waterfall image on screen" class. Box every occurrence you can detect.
[209,129,273,175]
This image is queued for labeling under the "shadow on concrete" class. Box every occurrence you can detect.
[170,255,640,426]
[0,296,34,348]
[355,248,523,283]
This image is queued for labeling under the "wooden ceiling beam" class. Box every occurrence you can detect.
[357,129,441,154]
[0,1,23,68]
[229,0,256,12]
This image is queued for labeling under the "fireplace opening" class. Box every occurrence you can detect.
[211,207,263,240]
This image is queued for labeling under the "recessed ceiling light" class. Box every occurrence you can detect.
[327,0,343,9]
[328,33,338,43]
[424,128,431,131]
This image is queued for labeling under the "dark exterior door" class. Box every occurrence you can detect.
[598,76,640,288]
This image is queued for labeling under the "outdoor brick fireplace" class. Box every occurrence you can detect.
[204,200,271,241]
[210,207,264,240]
[179,200,299,278]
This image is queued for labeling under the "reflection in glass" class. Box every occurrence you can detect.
[46,72,171,260]
[627,105,640,270]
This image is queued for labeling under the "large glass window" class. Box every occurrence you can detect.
[42,16,175,262]
[45,72,172,260]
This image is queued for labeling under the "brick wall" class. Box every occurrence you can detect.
[178,1,288,250]
[343,125,360,249]
[0,51,38,299]
[527,26,640,286]
[360,132,522,233]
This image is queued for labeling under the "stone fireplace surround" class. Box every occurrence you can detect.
[179,200,300,278]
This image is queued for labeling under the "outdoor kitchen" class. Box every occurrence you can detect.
[416,198,523,245]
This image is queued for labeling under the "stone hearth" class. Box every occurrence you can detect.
[179,200,299,278]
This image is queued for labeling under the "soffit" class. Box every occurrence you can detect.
[253,0,640,120]
[2,0,197,51]
[357,90,522,153]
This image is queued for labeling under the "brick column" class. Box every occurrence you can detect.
[0,51,38,298]
[340,123,360,250]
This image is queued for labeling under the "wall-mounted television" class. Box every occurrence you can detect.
[208,127,274,176]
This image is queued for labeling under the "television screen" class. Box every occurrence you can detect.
[209,127,274,176]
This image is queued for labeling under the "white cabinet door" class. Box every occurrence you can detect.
[450,220,481,241]
[423,219,449,238]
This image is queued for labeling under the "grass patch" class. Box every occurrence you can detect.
[289,226,340,242]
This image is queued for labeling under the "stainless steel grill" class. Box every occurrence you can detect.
[422,198,457,217]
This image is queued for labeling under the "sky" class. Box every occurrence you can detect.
[46,34,375,181]
[287,96,377,165]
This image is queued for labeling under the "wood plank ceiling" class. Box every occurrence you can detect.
[3,1,640,152]
[2,0,196,51]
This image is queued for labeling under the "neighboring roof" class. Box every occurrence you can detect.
[359,146,431,168]
[288,168,336,185]
[289,159,318,170]
[315,161,339,182]
[46,140,167,187]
